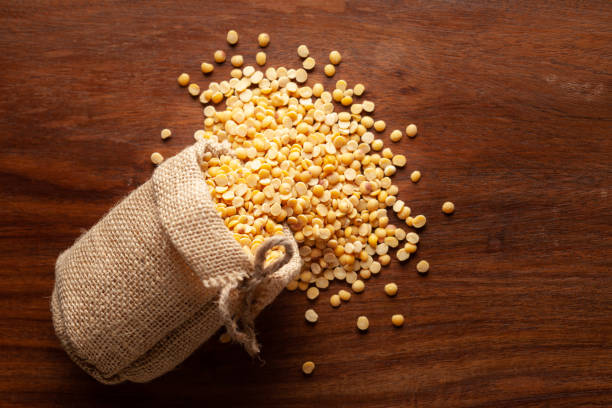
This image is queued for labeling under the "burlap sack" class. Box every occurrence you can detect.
[51,140,301,384]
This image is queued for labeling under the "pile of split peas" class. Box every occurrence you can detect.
[155,30,456,375]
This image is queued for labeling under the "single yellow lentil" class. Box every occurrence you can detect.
[357,315,369,331]
[302,361,315,375]
[303,57,316,70]
[353,83,365,96]
[417,260,429,274]
[305,308,319,323]
[391,314,405,327]
[160,128,172,140]
[188,83,200,96]
[226,29,239,45]
[392,154,406,167]
[329,50,342,65]
[406,123,418,137]
[306,286,320,300]
[201,62,214,74]
[390,129,403,142]
[324,64,336,77]
[231,55,244,67]
[150,152,164,165]
[214,50,226,63]
[406,232,419,244]
[255,52,267,66]
[412,215,427,228]
[297,44,309,58]
[352,279,365,293]
[341,95,353,106]
[379,254,391,266]
[330,294,341,307]
[371,139,383,151]
[177,73,190,86]
[374,120,386,132]
[442,201,455,214]
[384,282,398,296]
[339,289,351,301]
[258,32,270,47]
[396,248,410,261]
[410,170,421,183]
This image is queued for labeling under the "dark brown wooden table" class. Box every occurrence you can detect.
[1,1,610,407]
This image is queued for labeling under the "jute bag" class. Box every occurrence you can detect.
[51,140,301,384]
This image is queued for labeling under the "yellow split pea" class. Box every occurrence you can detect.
[406,123,418,137]
[391,314,405,327]
[384,282,398,296]
[214,50,226,63]
[150,152,164,165]
[303,57,315,70]
[226,30,239,45]
[231,55,244,67]
[442,201,455,214]
[330,294,341,307]
[258,32,270,47]
[357,316,369,331]
[302,361,315,375]
[177,73,189,86]
[297,44,309,58]
[324,64,335,77]
[188,83,200,96]
[417,260,429,274]
[329,50,342,64]
[160,128,171,140]
[256,52,267,66]
[305,309,319,323]
[201,62,214,74]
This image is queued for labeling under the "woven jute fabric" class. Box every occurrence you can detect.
[51,140,301,384]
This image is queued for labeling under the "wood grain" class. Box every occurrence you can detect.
[1,1,611,407]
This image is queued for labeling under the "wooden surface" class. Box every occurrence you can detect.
[1,1,611,407]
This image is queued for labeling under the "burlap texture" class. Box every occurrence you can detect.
[51,140,301,384]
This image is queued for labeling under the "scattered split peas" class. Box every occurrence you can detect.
[179,42,450,346]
